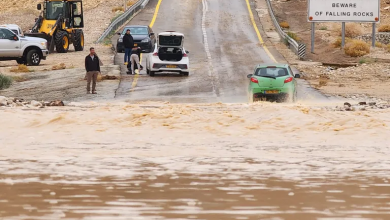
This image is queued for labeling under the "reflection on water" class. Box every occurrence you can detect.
[1,159,390,220]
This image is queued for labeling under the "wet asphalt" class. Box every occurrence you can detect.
[111,0,335,104]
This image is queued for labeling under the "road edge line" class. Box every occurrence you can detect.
[244,0,277,63]
[131,0,163,92]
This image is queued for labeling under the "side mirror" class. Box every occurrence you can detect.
[117,32,121,35]
[294,74,301,78]
[247,74,253,78]
[37,3,42,10]
[185,50,189,54]
[150,32,155,36]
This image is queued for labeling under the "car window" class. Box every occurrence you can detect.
[159,36,182,46]
[122,27,148,35]
[255,67,289,78]
[11,29,18,35]
[0,29,15,39]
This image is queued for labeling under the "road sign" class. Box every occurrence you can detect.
[308,0,380,22]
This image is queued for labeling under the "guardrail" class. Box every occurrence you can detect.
[264,0,306,60]
[97,0,148,43]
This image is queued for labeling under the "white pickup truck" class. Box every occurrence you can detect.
[0,26,49,66]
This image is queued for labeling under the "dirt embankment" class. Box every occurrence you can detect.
[0,0,135,101]
[268,0,390,102]
[0,0,130,71]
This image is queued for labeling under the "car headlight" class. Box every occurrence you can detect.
[41,42,47,49]
[141,38,150,43]
[119,38,123,42]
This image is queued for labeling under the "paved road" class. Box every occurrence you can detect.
[112,0,332,103]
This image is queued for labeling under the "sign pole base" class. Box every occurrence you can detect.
[311,23,315,53]
[372,23,376,48]
[341,22,345,48]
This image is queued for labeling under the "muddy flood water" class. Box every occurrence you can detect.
[1,102,390,220]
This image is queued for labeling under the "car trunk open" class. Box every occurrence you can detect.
[158,47,183,62]
[158,35,183,47]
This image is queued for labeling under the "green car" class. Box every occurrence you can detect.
[247,63,300,102]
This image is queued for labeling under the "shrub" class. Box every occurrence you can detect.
[10,64,31,73]
[344,40,370,57]
[127,0,137,7]
[337,23,363,38]
[287,32,300,41]
[375,42,384,48]
[378,24,390,32]
[112,6,124,12]
[279,21,289,29]
[319,26,328,30]
[332,37,352,48]
[318,78,328,87]
[0,74,13,90]
[11,75,28,82]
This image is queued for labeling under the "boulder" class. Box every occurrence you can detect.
[30,100,42,107]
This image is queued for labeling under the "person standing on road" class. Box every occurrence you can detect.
[130,46,142,75]
[123,29,134,66]
[85,47,100,94]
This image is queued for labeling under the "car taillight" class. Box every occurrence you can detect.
[153,52,158,56]
[284,77,293,83]
[183,53,188,57]
[250,77,258,83]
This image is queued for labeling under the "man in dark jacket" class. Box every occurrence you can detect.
[123,29,134,65]
[85,47,100,94]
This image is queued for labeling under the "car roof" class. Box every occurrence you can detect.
[158,31,184,36]
[0,24,20,29]
[124,25,148,28]
[256,63,289,68]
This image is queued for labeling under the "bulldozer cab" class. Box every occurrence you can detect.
[38,0,84,30]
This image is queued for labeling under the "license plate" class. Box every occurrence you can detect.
[264,90,279,94]
[134,44,138,46]
[166,65,177,68]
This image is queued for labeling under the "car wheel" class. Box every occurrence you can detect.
[146,68,150,75]
[182,72,189,77]
[26,49,41,66]
[150,71,155,77]
[16,58,26,65]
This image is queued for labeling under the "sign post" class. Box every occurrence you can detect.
[308,0,380,52]
[311,23,315,53]
[341,22,345,48]
[372,23,376,47]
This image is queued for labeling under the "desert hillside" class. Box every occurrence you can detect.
[0,0,126,32]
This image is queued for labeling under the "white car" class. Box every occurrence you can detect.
[0,24,24,36]
[145,31,190,77]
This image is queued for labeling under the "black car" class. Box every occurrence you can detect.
[116,25,156,53]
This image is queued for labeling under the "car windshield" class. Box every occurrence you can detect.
[45,2,65,20]
[255,67,289,78]
[122,27,148,35]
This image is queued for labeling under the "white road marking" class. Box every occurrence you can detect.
[201,0,220,96]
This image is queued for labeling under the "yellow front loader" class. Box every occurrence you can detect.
[25,0,85,53]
